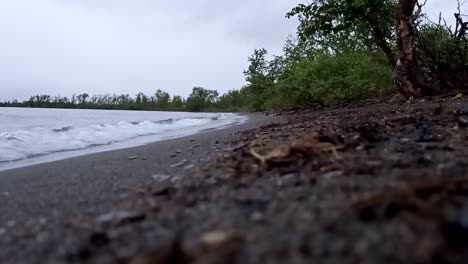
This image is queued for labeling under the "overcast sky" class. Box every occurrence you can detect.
[0,0,465,101]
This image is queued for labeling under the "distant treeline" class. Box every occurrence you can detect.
[0,87,249,112]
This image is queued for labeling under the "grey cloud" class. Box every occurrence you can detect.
[0,0,302,101]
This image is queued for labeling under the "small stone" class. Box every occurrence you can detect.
[128,156,138,160]
[356,145,365,151]
[322,171,343,179]
[2,192,9,197]
[96,211,145,226]
[7,220,16,228]
[184,164,195,170]
[118,185,129,191]
[0,228,6,236]
[251,212,264,222]
[276,179,284,187]
[38,217,47,225]
[142,157,148,160]
[200,231,230,245]
[366,160,383,167]
[457,117,468,128]
[151,174,171,182]
[170,159,187,168]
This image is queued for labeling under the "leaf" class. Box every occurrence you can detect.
[250,145,291,163]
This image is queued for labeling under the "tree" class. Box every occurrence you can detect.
[154,89,170,109]
[243,48,273,110]
[394,0,468,98]
[186,87,219,112]
[171,95,184,109]
[394,0,421,98]
[287,0,398,66]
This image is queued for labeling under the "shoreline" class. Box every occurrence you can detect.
[0,114,247,172]
[0,113,282,224]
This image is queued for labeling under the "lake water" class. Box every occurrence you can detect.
[0,107,246,170]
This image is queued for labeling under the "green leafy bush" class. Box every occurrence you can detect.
[265,52,394,109]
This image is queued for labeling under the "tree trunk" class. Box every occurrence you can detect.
[395,0,422,98]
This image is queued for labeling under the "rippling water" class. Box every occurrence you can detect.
[0,107,246,170]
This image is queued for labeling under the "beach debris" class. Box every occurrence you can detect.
[151,174,172,182]
[200,231,230,246]
[170,159,187,168]
[128,155,138,160]
[453,93,463,99]
[249,134,342,163]
[250,145,290,163]
[96,211,146,226]
[142,156,148,160]
[291,135,342,158]
[170,154,178,158]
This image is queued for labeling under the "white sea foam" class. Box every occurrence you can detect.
[0,108,246,168]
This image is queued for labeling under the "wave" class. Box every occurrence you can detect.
[0,114,238,163]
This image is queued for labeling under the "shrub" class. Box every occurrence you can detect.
[266,52,394,109]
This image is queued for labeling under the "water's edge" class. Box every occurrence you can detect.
[0,114,248,172]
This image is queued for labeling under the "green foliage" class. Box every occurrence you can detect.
[242,48,274,111]
[171,96,185,110]
[186,87,219,112]
[286,0,398,65]
[266,52,393,108]
[216,89,251,112]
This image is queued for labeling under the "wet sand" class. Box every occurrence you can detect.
[0,113,281,224]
